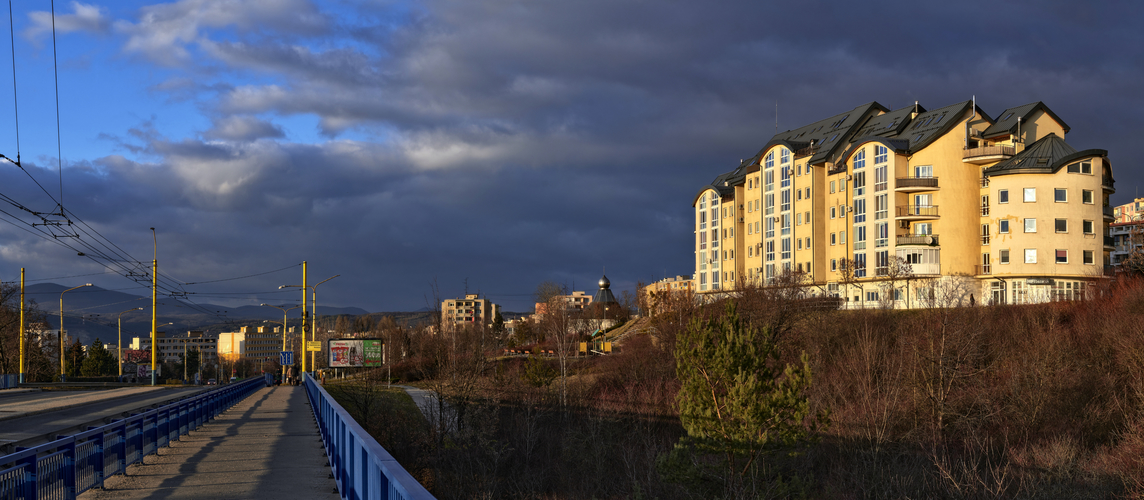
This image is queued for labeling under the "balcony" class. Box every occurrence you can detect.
[875,266,889,277]
[963,145,1016,164]
[980,177,990,188]
[1104,206,1115,219]
[895,176,939,193]
[896,205,940,220]
[1106,236,1116,248]
[896,234,939,246]
[981,235,990,245]
[911,262,941,276]
[975,264,992,276]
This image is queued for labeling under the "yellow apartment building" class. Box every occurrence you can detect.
[442,294,501,331]
[693,99,1114,307]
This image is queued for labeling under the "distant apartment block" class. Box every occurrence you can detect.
[442,294,500,330]
[534,291,593,315]
[641,275,693,315]
[131,331,218,364]
[1113,197,1144,223]
[694,99,1114,306]
[218,326,290,362]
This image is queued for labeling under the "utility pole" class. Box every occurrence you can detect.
[301,261,308,375]
[18,268,24,384]
[151,228,158,386]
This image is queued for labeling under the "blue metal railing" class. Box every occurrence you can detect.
[0,374,270,498]
[303,373,434,500]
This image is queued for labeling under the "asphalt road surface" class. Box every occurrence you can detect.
[0,386,209,451]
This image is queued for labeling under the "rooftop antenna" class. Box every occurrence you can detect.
[775,101,779,133]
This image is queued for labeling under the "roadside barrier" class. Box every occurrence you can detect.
[0,374,271,498]
[303,372,434,500]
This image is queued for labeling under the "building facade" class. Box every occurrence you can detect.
[534,291,593,316]
[641,275,694,315]
[217,326,287,362]
[442,294,500,330]
[132,331,219,364]
[693,99,1114,307]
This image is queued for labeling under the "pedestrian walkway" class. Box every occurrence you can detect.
[80,385,338,500]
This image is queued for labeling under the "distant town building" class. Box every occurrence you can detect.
[534,291,593,315]
[1113,197,1144,223]
[132,331,218,364]
[441,294,500,331]
[641,275,694,315]
[217,326,289,362]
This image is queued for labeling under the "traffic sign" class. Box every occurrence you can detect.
[306,341,322,352]
[280,351,294,365]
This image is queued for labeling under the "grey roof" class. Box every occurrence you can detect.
[981,101,1070,137]
[752,102,890,165]
[982,132,1106,176]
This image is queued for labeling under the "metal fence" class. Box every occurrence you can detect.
[0,375,270,499]
[0,374,17,389]
[303,373,434,500]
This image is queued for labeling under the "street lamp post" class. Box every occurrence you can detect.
[262,303,302,383]
[281,274,339,375]
[59,283,92,382]
[118,307,145,377]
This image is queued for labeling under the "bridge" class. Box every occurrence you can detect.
[0,375,433,500]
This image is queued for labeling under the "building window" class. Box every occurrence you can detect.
[999,249,1010,264]
[1024,218,1036,233]
[1084,250,1094,264]
[831,259,837,271]
[853,172,866,196]
[854,198,866,223]
[1056,250,1068,264]
[875,194,888,220]
[830,233,836,245]
[999,220,1009,233]
[1055,219,1067,233]
[999,189,1009,203]
[854,149,866,170]
[1083,220,1094,234]
[1055,188,1067,203]
[1025,249,1037,264]
[874,145,888,164]
[831,207,836,219]
[840,230,846,244]
[1024,188,1036,202]
[830,180,835,193]
[1082,189,1094,204]
[1067,161,1092,174]
[805,237,811,249]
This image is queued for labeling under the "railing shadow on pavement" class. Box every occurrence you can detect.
[0,374,271,498]
[303,373,435,500]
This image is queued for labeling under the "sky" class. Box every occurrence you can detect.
[0,0,1140,314]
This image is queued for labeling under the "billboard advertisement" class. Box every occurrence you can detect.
[328,339,384,367]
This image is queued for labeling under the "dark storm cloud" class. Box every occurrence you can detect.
[6,0,1144,312]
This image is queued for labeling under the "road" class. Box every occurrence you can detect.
[0,386,209,452]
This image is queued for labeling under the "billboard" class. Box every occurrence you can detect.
[328,339,384,367]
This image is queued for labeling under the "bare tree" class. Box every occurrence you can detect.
[838,258,865,308]
[878,256,914,309]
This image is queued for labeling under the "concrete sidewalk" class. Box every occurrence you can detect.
[80,385,338,500]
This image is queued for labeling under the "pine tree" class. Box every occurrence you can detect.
[663,302,825,499]
[81,338,116,376]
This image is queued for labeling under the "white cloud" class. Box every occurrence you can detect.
[25,2,110,42]
[114,0,328,64]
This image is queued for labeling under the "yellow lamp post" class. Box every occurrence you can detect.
[262,303,302,383]
[280,274,339,375]
[118,307,145,377]
[59,283,92,381]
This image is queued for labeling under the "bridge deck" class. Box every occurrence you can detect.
[80,385,338,500]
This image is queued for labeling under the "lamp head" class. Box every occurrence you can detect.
[261,303,269,306]
[84,283,92,286]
